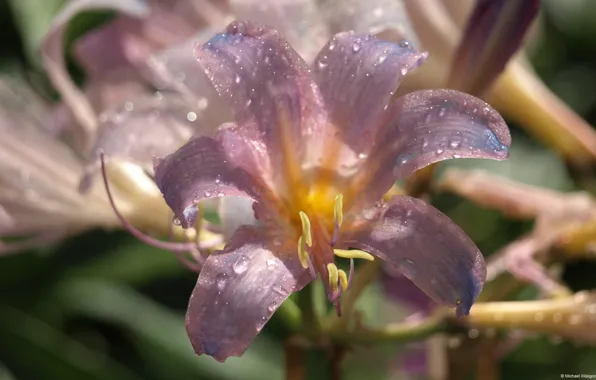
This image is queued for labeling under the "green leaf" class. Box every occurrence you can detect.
[68,239,185,285]
[0,305,142,380]
[54,278,284,380]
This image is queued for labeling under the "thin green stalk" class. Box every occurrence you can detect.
[276,298,303,332]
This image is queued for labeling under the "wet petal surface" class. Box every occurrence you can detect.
[153,134,267,228]
[186,226,310,362]
[196,21,326,181]
[313,32,427,155]
[344,196,486,316]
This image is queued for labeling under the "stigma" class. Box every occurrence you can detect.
[295,192,375,303]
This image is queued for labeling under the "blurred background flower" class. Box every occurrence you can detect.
[2,0,596,379]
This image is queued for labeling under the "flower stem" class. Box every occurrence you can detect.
[298,283,319,332]
[276,298,303,332]
[329,313,449,344]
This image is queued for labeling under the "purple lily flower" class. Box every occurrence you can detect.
[151,20,511,362]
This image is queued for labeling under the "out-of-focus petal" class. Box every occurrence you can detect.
[196,21,326,182]
[185,226,311,362]
[322,0,420,47]
[0,77,117,240]
[218,197,260,241]
[144,26,232,131]
[40,0,150,148]
[80,93,199,191]
[229,0,329,63]
[312,32,427,155]
[447,0,540,96]
[153,134,269,228]
[343,196,486,316]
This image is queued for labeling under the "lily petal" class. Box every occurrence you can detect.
[40,0,149,149]
[228,0,329,63]
[447,0,540,96]
[186,226,310,362]
[144,26,232,130]
[344,196,486,316]
[80,93,197,191]
[153,133,266,228]
[195,21,326,180]
[313,32,427,155]
[322,0,420,47]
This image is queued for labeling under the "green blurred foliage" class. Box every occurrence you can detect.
[2,1,596,379]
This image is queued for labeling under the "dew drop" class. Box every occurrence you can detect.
[215,273,227,290]
[352,41,361,52]
[453,154,461,159]
[187,111,197,122]
[400,67,408,76]
[124,101,134,111]
[233,255,250,274]
[438,109,446,117]
[266,259,278,269]
[272,284,288,297]
[204,191,212,197]
[173,217,181,226]
[214,176,221,184]
[317,60,328,70]
[358,153,368,159]
[328,39,336,50]
[267,301,278,312]
[378,54,387,64]
[399,40,411,49]
[234,74,241,84]
[436,149,444,155]
[449,140,461,148]
[197,98,208,110]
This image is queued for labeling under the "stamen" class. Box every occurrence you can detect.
[297,236,310,269]
[327,263,339,294]
[338,269,349,292]
[333,249,375,261]
[298,211,312,247]
[333,193,343,228]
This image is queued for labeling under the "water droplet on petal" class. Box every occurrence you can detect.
[124,101,134,111]
[317,60,328,70]
[266,259,278,269]
[352,42,361,52]
[204,191,212,197]
[400,67,408,76]
[233,255,250,274]
[436,149,444,155]
[438,109,447,117]
[214,176,221,184]
[329,39,336,50]
[187,111,197,122]
[378,54,387,64]
[399,40,411,49]
[272,284,288,297]
[453,154,461,159]
[234,74,241,84]
[215,273,227,290]
[173,217,181,226]
[267,301,278,312]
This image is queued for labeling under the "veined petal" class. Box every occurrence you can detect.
[80,93,197,191]
[144,26,232,131]
[448,0,540,96]
[40,0,150,145]
[153,134,266,228]
[229,0,329,63]
[195,21,326,184]
[313,32,427,155]
[186,226,311,362]
[321,0,420,47]
[344,196,486,316]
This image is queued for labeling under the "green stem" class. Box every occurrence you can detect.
[329,314,448,345]
[298,283,319,332]
[276,298,303,332]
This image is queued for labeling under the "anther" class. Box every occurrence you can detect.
[327,263,339,294]
[338,269,349,292]
[298,211,312,247]
[333,249,375,261]
[297,236,310,269]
